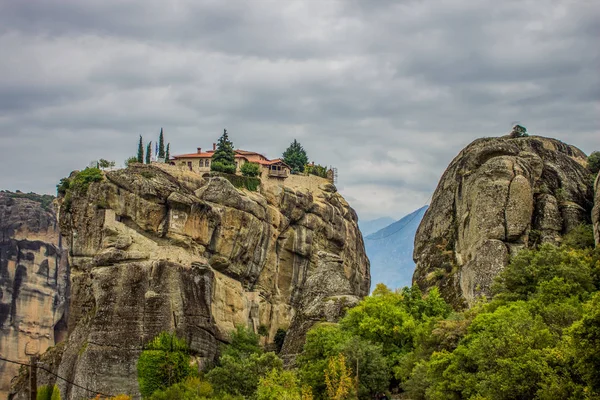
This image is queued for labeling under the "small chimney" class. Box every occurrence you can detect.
[197,147,202,154]
[213,143,216,151]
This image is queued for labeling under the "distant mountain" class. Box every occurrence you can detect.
[364,206,428,291]
[358,216,396,237]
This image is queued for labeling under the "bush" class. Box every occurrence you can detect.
[218,173,261,191]
[305,164,328,178]
[562,224,595,250]
[241,162,261,177]
[257,368,310,400]
[137,332,196,398]
[70,168,104,193]
[148,377,214,400]
[37,385,60,400]
[588,151,600,174]
[125,156,138,167]
[211,160,236,175]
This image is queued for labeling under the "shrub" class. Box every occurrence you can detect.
[257,368,309,400]
[305,164,328,178]
[70,168,104,193]
[37,385,60,400]
[241,162,261,177]
[137,332,195,398]
[588,151,600,174]
[125,156,138,167]
[148,377,214,400]
[562,224,595,250]
[218,173,261,191]
[57,178,70,195]
[211,160,236,174]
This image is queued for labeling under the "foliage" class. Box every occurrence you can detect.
[137,332,196,398]
[257,368,311,400]
[305,163,328,178]
[587,151,600,174]
[562,224,595,250]
[137,135,144,163]
[510,124,529,138]
[5,191,55,211]
[165,143,170,162]
[211,129,236,174]
[325,354,356,400]
[145,141,152,164]
[274,328,287,353]
[148,377,214,400]
[283,139,308,174]
[241,162,261,177]
[217,172,261,191]
[158,128,165,159]
[206,325,283,398]
[98,159,115,170]
[125,156,138,167]
[568,292,600,391]
[37,385,60,400]
[69,168,104,194]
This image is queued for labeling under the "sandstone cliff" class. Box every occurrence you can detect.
[413,136,595,308]
[0,193,68,400]
[12,165,368,399]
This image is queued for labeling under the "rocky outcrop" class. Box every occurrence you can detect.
[594,173,600,245]
[17,165,368,399]
[0,193,68,400]
[413,136,595,308]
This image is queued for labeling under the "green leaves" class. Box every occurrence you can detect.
[211,129,236,173]
[282,139,308,174]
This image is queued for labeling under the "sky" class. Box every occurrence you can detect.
[1,0,598,221]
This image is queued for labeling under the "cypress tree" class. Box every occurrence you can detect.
[211,129,236,174]
[145,141,152,164]
[158,128,165,159]
[282,139,308,174]
[165,143,170,163]
[137,135,144,163]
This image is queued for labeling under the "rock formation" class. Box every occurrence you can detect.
[413,136,595,308]
[594,173,600,245]
[10,165,369,399]
[0,193,68,400]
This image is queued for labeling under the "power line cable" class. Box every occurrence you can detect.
[365,193,433,241]
[0,355,116,398]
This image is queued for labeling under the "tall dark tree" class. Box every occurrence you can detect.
[137,135,144,163]
[165,143,170,163]
[282,139,308,174]
[211,129,236,174]
[158,128,165,159]
[145,141,152,164]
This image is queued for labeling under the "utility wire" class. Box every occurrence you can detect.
[0,355,116,398]
[365,193,433,241]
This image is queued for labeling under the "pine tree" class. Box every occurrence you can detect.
[211,129,236,174]
[158,128,165,159]
[282,139,308,174]
[165,143,170,163]
[137,135,144,163]
[145,141,152,164]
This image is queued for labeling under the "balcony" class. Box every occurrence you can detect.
[268,169,288,178]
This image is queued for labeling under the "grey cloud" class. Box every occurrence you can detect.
[0,0,598,220]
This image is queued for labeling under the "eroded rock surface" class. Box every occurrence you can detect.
[0,193,68,400]
[19,165,368,399]
[413,136,595,308]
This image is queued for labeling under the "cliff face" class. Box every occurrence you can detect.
[26,164,368,399]
[0,193,68,400]
[413,136,595,308]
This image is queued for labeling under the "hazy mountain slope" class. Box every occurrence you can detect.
[364,206,428,291]
[359,216,396,237]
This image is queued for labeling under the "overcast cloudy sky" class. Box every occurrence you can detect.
[1,0,598,220]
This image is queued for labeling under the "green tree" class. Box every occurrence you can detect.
[568,292,600,392]
[241,162,260,177]
[588,151,600,174]
[98,159,115,170]
[146,141,152,164]
[137,332,196,398]
[282,139,308,174]
[137,135,144,163]
[211,129,236,174]
[165,143,170,162]
[257,369,305,400]
[158,128,165,159]
[125,156,138,167]
[37,385,60,400]
[325,354,356,400]
[206,325,283,398]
